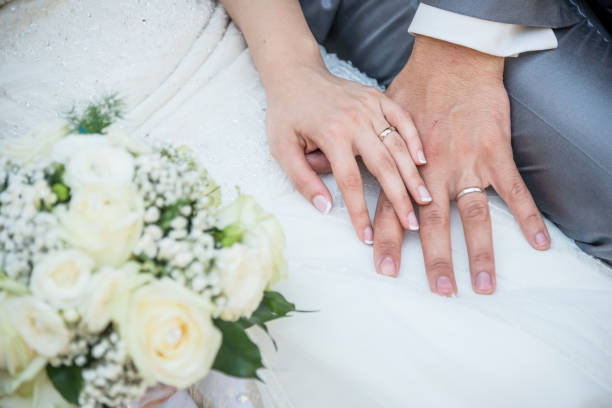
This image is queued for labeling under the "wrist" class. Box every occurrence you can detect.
[407,35,504,81]
[257,35,324,94]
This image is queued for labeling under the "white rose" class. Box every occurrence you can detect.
[120,280,221,389]
[0,371,74,408]
[58,185,144,267]
[49,134,111,163]
[216,245,266,320]
[30,250,94,310]
[64,146,135,190]
[0,299,38,374]
[5,296,70,358]
[217,195,287,286]
[244,214,287,286]
[0,304,48,396]
[81,263,138,333]
[0,120,69,164]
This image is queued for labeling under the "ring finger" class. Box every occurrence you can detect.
[456,184,496,294]
[380,129,433,209]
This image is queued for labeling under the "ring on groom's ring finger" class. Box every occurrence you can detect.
[456,187,485,200]
[377,126,397,143]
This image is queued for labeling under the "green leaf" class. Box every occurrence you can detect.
[212,320,264,379]
[46,364,83,404]
[66,93,123,134]
[209,225,244,248]
[238,291,296,329]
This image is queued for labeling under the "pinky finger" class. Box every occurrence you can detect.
[380,96,426,165]
[494,164,551,250]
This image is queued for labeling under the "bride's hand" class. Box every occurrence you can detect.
[266,62,432,244]
[373,36,551,294]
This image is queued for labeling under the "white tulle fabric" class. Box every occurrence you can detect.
[1,1,612,407]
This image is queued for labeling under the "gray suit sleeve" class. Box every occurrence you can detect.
[421,0,582,28]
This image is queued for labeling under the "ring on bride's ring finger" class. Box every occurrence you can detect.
[377,126,397,143]
[456,187,485,201]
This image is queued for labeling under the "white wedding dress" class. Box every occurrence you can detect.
[1,1,612,407]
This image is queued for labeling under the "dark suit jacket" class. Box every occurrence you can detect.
[423,0,611,31]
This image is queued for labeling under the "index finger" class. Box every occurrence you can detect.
[325,144,374,245]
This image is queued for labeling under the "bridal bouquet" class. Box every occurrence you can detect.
[0,96,294,408]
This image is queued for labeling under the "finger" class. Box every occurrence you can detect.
[325,145,373,245]
[380,96,427,165]
[419,185,456,296]
[457,190,496,295]
[305,150,332,174]
[373,192,404,277]
[381,130,433,209]
[271,133,333,215]
[355,133,414,232]
[492,161,551,250]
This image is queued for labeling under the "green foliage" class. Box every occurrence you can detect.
[158,199,192,233]
[209,224,243,248]
[44,163,71,208]
[237,291,297,350]
[66,93,123,134]
[45,163,66,186]
[212,320,264,380]
[52,184,70,202]
[46,364,83,404]
[238,291,296,330]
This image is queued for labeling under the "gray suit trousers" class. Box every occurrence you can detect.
[301,0,612,264]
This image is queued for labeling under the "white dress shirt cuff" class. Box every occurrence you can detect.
[408,4,558,57]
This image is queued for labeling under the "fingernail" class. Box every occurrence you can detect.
[313,194,332,214]
[535,232,549,247]
[417,150,427,164]
[407,212,419,231]
[364,227,374,245]
[436,276,454,296]
[418,186,432,202]
[475,272,492,292]
[380,257,396,277]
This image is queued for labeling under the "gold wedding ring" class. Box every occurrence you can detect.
[377,126,396,142]
[456,187,484,200]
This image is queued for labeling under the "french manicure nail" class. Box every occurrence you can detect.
[475,272,492,292]
[380,257,396,277]
[313,194,332,214]
[364,227,374,245]
[535,232,549,247]
[417,150,427,164]
[407,212,419,231]
[418,186,432,202]
[436,276,454,296]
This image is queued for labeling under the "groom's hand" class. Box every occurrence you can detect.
[373,36,551,295]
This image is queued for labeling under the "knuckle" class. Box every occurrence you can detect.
[388,134,408,152]
[427,258,453,275]
[472,252,494,266]
[340,172,362,192]
[522,212,541,225]
[462,200,490,222]
[325,120,342,138]
[509,179,526,198]
[421,205,449,228]
[375,153,396,176]
[375,241,400,257]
